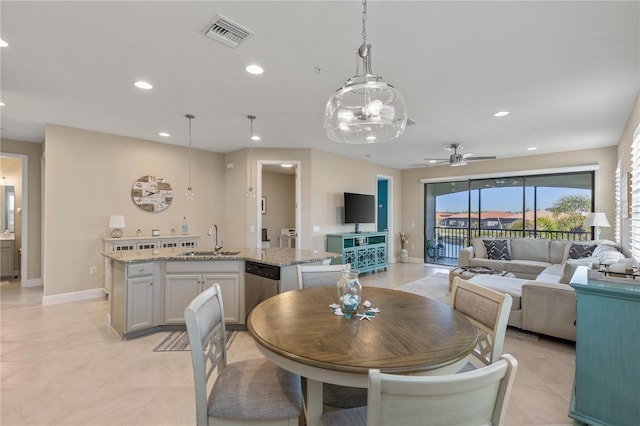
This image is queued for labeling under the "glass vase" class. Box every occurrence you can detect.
[337,269,362,319]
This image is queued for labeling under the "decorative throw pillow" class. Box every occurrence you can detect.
[483,239,511,260]
[567,243,598,260]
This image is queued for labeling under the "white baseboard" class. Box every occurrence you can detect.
[42,287,106,306]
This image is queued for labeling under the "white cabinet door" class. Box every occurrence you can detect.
[203,274,241,324]
[164,275,201,324]
[126,276,154,332]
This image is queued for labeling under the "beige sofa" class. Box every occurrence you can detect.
[458,237,626,341]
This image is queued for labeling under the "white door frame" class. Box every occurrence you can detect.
[257,160,302,249]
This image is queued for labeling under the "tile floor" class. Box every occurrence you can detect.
[1,263,576,425]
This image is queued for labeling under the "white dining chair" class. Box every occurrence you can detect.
[319,354,518,426]
[297,263,350,289]
[451,277,513,369]
[296,263,368,409]
[185,284,302,426]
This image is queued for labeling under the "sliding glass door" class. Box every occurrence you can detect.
[424,171,594,265]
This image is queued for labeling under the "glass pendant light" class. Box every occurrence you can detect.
[185,114,196,198]
[324,0,407,144]
[246,115,257,198]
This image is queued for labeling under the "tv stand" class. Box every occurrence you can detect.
[354,224,360,233]
[327,232,387,273]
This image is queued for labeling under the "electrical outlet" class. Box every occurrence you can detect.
[313,226,320,232]
[89,266,97,275]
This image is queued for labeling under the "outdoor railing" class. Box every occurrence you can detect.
[428,226,592,261]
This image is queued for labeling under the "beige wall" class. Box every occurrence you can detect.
[0,139,42,283]
[309,150,402,254]
[401,146,618,260]
[616,91,640,252]
[43,124,225,296]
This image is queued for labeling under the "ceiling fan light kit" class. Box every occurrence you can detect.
[324,0,407,144]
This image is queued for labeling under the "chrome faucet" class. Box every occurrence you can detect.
[207,224,223,252]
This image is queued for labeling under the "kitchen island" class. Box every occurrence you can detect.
[103,247,340,338]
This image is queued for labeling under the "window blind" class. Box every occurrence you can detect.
[631,125,640,260]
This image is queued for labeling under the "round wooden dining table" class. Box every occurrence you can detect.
[247,286,477,426]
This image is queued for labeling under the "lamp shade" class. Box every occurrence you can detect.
[586,212,610,227]
[109,215,125,229]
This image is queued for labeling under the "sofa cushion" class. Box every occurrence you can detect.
[505,260,551,277]
[559,257,598,284]
[467,275,524,310]
[471,238,488,258]
[469,258,508,271]
[536,263,563,283]
[510,238,550,263]
[483,239,511,260]
[550,240,568,264]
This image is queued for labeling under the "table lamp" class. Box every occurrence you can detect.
[109,215,125,238]
[586,212,610,240]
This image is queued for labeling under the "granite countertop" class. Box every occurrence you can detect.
[102,246,341,267]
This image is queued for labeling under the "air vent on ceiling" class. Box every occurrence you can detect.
[204,14,253,48]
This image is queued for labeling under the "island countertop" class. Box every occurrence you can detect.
[102,246,341,267]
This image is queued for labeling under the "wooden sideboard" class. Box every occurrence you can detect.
[569,266,640,425]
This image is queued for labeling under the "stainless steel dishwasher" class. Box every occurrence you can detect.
[244,261,280,320]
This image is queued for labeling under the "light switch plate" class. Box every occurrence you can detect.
[313,226,320,232]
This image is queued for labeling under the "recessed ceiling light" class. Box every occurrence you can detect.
[245,64,264,75]
[251,135,261,141]
[0,102,5,106]
[134,80,153,90]
[0,39,7,47]
[527,147,537,151]
[493,111,510,117]
[281,164,294,168]
[159,132,170,137]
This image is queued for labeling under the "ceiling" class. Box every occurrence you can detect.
[1,1,638,170]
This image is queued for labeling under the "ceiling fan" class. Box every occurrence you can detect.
[418,143,497,167]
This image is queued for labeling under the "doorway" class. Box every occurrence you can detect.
[377,175,393,262]
[257,161,301,249]
[0,153,27,285]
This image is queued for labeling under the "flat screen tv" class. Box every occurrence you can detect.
[344,192,375,233]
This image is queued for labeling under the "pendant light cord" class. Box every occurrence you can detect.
[185,114,195,197]
[361,0,367,45]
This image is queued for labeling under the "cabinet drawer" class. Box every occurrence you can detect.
[166,261,240,274]
[127,262,154,278]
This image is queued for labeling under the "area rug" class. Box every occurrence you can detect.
[153,330,236,352]
[396,272,451,304]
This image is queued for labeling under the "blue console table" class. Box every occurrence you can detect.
[327,232,387,273]
[569,266,640,425]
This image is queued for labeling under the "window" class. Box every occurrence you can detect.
[425,171,594,264]
[631,125,640,260]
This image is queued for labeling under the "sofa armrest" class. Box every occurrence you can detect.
[521,281,576,341]
[458,246,474,267]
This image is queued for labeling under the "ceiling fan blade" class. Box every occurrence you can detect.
[466,155,497,161]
